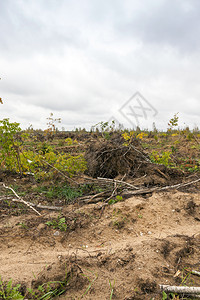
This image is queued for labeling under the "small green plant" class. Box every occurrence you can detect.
[17,222,28,230]
[27,266,74,299]
[91,120,116,138]
[27,279,70,299]
[0,277,23,299]
[111,209,127,229]
[168,113,179,131]
[122,131,135,146]
[162,291,179,299]
[154,135,158,141]
[181,268,194,287]
[150,150,172,166]
[44,112,61,139]
[65,137,78,145]
[136,132,148,140]
[162,291,168,300]
[108,195,123,205]
[80,270,98,298]
[109,279,115,300]
[46,216,67,231]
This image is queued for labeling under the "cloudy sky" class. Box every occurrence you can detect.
[0,0,200,130]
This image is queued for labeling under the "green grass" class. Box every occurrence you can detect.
[46,216,67,231]
[33,183,105,203]
[0,277,23,299]
[0,268,99,299]
[33,184,84,203]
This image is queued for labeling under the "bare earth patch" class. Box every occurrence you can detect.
[0,187,200,299]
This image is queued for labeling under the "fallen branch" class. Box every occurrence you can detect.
[155,167,169,180]
[78,190,114,204]
[0,183,41,216]
[160,284,200,295]
[81,190,109,204]
[0,195,63,211]
[191,270,200,277]
[160,177,200,191]
[78,177,200,203]
[186,270,200,277]
[193,134,200,145]
[26,201,62,211]
[129,145,152,163]
[97,177,139,190]
[104,181,118,203]
[125,177,200,196]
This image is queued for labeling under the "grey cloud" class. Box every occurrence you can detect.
[0,0,200,130]
[0,0,87,58]
[115,0,200,52]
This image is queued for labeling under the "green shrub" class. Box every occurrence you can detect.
[0,119,87,180]
[150,151,172,166]
[0,119,23,174]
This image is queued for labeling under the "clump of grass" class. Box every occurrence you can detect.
[33,184,84,203]
[0,277,23,300]
[34,183,105,204]
[109,279,115,299]
[27,279,69,299]
[46,216,67,231]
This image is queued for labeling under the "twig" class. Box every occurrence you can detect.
[160,284,200,295]
[160,177,200,191]
[125,177,200,196]
[26,201,62,211]
[0,183,41,216]
[97,177,139,190]
[193,134,200,145]
[155,167,169,180]
[82,191,109,204]
[0,196,63,211]
[95,145,125,161]
[104,181,118,203]
[129,145,152,163]
[189,270,200,277]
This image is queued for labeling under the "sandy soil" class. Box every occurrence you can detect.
[0,187,200,299]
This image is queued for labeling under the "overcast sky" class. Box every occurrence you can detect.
[0,0,200,130]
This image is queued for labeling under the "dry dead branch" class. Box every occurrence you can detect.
[104,181,118,203]
[0,183,41,216]
[189,270,200,277]
[27,201,62,211]
[97,177,139,190]
[129,144,152,163]
[0,195,63,211]
[160,284,200,296]
[124,177,200,196]
[160,177,200,191]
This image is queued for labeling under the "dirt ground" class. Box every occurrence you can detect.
[0,177,200,299]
